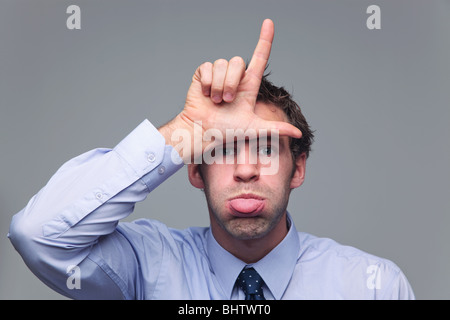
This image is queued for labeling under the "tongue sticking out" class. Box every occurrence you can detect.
[229,198,264,214]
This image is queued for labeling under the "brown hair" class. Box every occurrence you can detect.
[257,74,314,160]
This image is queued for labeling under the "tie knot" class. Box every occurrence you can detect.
[236,267,265,300]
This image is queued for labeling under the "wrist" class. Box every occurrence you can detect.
[158,114,198,164]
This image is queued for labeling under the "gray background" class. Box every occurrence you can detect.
[1,0,449,299]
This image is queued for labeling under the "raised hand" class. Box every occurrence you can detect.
[160,19,302,163]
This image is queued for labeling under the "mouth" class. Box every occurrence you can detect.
[227,193,266,217]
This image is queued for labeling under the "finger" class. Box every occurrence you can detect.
[251,118,302,139]
[211,59,228,104]
[246,19,274,82]
[198,62,213,96]
[223,56,246,102]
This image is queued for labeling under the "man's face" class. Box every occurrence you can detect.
[189,102,305,241]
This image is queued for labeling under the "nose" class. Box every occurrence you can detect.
[233,143,260,183]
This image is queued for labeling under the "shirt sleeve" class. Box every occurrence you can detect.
[378,266,416,300]
[8,119,184,299]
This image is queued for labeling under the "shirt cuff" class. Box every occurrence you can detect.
[113,119,184,191]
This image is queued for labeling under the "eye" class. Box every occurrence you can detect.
[259,146,272,156]
[221,147,235,157]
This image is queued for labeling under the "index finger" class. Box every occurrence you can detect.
[246,19,274,81]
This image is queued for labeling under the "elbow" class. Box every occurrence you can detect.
[8,208,77,289]
[8,209,43,265]
[8,212,80,299]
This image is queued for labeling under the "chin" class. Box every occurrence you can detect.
[224,217,272,240]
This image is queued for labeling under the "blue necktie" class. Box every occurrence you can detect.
[236,267,266,300]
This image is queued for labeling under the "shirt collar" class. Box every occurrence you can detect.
[206,213,300,300]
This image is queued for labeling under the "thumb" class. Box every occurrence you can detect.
[249,118,302,140]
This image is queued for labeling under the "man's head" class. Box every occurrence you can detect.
[188,75,314,247]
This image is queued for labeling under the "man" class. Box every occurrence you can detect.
[8,19,414,299]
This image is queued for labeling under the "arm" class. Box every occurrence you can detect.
[8,120,183,299]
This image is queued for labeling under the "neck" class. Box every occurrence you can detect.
[210,212,288,264]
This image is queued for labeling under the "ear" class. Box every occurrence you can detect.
[187,164,205,189]
[290,153,306,189]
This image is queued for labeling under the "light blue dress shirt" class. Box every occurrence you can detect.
[8,120,415,300]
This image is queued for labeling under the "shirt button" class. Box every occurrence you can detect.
[158,166,165,175]
[147,153,156,163]
[95,192,103,200]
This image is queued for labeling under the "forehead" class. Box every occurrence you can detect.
[253,102,290,147]
[254,102,288,123]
